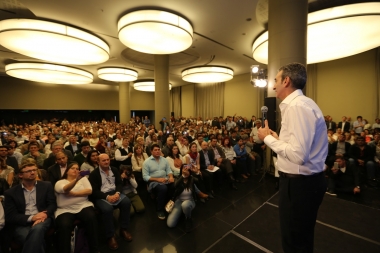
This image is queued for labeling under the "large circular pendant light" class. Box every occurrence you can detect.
[0,19,110,65]
[182,66,234,83]
[133,79,172,92]
[5,63,93,85]
[118,10,193,54]
[98,67,138,82]
[252,2,380,64]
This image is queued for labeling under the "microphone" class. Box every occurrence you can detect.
[261,106,268,127]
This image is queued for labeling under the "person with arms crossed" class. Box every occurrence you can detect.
[258,63,328,253]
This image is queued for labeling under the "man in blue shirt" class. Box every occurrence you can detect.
[142,144,174,220]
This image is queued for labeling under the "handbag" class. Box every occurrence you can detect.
[165,199,174,213]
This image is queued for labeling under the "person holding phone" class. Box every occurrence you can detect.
[120,165,145,215]
[54,162,99,253]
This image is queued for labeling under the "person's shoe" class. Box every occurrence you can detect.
[325,190,337,196]
[157,212,166,220]
[185,218,193,233]
[228,173,236,182]
[241,174,248,179]
[207,192,215,199]
[119,229,133,242]
[230,183,238,190]
[107,236,119,250]
[197,191,209,199]
[200,198,206,203]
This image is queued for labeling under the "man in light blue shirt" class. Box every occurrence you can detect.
[143,144,174,220]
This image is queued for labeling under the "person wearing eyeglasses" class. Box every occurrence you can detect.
[88,153,132,250]
[3,161,56,253]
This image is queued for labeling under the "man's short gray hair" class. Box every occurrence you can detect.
[279,62,307,90]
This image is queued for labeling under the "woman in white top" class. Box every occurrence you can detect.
[54,162,99,253]
[176,136,189,156]
[80,150,99,174]
[131,144,148,172]
[166,144,185,177]
[89,133,99,148]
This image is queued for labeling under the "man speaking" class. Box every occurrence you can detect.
[258,63,327,253]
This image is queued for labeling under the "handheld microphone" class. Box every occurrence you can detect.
[261,106,268,127]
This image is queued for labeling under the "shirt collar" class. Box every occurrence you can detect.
[279,89,303,110]
[21,181,38,189]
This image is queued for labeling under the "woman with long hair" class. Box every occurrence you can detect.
[167,166,207,232]
[166,145,184,177]
[80,150,99,173]
[54,162,99,253]
[131,144,148,173]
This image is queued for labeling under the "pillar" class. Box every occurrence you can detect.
[119,82,130,124]
[267,0,308,97]
[154,55,170,128]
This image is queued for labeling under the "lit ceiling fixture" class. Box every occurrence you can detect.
[98,67,138,82]
[250,67,267,88]
[0,19,110,65]
[252,3,380,64]
[5,62,93,85]
[118,10,193,54]
[251,65,259,74]
[181,66,234,83]
[133,79,172,92]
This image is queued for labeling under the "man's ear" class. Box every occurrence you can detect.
[283,76,291,87]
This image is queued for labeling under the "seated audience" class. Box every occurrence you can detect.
[4,161,56,253]
[43,141,73,170]
[54,162,99,253]
[131,144,148,173]
[115,138,133,167]
[120,165,145,215]
[64,135,81,156]
[209,137,237,189]
[167,166,207,232]
[89,154,132,250]
[80,150,99,174]
[21,142,46,168]
[166,144,185,178]
[143,144,174,220]
[0,156,14,187]
[48,151,70,187]
[326,157,360,196]
[89,133,99,148]
[73,141,91,167]
[348,136,377,187]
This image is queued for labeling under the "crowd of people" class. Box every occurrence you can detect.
[0,113,379,252]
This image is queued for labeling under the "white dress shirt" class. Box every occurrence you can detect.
[264,89,328,175]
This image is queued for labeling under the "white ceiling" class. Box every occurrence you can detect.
[0,0,370,87]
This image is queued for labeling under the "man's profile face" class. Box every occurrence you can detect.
[274,70,286,100]
[201,141,208,151]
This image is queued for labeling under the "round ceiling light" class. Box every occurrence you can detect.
[118,10,193,54]
[133,79,172,92]
[252,3,380,64]
[0,19,110,65]
[182,66,234,83]
[98,67,138,82]
[5,62,93,85]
